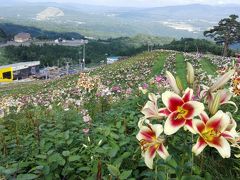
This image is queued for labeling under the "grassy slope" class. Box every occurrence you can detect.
[1,51,219,97]
[152,52,168,76]
[175,53,187,88]
[0,51,160,97]
[200,57,217,75]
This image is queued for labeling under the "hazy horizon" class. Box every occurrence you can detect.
[9,0,240,7]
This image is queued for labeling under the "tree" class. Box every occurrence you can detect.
[0,28,7,42]
[204,14,240,56]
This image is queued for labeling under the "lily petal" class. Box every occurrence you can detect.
[192,137,207,156]
[206,110,230,132]
[164,112,186,135]
[182,88,193,102]
[182,101,204,119]
[221,132,234,139]
[193,119,206,134]
[144,145,157,169]
[141,101,162,119]
[157,144,169,160]
[199,111,209,124]
[158,108,171,117]
[162,91,183,112]
[185,119,196,134]
[207,136,231,158]
[219,90,232,104]
[136,125,155,142]
[151,124,164,138]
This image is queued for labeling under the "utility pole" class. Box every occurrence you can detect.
[79,51,82,72]
[83,43,85,70]
[66,61,70,75]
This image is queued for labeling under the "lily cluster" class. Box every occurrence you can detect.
[230,72,240,96]
[136,62,239,169]
[160,53,176,75]
[76,73,101,92]
[206,55,233,72]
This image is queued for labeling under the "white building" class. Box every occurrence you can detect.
[14,33,31,43]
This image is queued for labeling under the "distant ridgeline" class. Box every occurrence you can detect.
[0,23,84,40]
[230,43,240,51]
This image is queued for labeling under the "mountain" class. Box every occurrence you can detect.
[0,3,239,39]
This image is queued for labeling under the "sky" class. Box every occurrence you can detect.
[12,0,240,7]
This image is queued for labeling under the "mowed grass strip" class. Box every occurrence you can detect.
[152,52,168,76]
[200,57,217,75]
[176,53,187,88]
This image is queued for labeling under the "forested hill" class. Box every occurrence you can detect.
[0,23,84,40]
[0,28,7,42]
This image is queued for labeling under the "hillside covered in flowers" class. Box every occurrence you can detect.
[0,50,239,179]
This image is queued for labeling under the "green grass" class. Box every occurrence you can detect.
[175,53,187,88]
[152,52,168,76]
[200,58,217,75]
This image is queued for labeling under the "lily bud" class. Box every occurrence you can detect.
[209,92,221,115]
[83,144,88,148]
[176,76,184,92]
[98,139,103,146]
[186,62,194,85]
[209,69,235,92]
[166,71,180,94]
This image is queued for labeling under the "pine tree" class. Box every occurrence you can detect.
[204,14,240,56]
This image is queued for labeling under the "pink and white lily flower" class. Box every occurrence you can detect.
[141,93,170,120]
[136,122,169,169]
[225,112,239,143]
[162,88,204,135]
[219,90,238,113]
[192,110,233,158]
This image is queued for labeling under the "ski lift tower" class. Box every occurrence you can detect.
[82,39,88,70]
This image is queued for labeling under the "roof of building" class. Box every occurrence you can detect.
[0,61,40,71]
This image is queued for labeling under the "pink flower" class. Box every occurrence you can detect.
[125,88,132,95]
[82,128,90,134]
[155,75,163,83]
[142,83,148,89]
[111,86,121,93]
[83,115,91,123]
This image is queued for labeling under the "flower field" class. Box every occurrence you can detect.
[0,50,239,179]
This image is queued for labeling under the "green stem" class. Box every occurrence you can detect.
[191,133,194,175]
[165,164,169,180]
[155,160,158,180]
